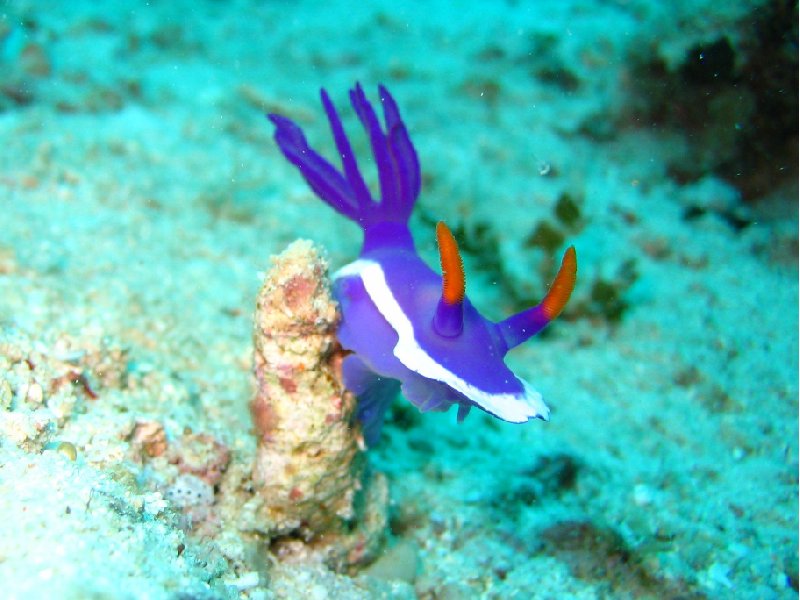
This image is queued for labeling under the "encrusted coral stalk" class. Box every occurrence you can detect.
[248,240,386,569]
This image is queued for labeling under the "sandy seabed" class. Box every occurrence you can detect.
[0,0,796,598]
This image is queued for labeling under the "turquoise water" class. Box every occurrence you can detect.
[0,1,797,598]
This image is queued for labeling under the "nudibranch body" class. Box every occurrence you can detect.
[269,84,576,445]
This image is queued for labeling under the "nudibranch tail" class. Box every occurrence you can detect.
[496,245,578,351]
[433,221,465,337]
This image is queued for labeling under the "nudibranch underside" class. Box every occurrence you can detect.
[268,84,576,445]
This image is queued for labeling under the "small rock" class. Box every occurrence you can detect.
[363,540,418,584]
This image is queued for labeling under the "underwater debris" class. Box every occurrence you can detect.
[166,431,230,486]
[553,191,584,230]
[247,240,387,570]
[525,221,566,255]
[538,520,706,598]
[127,423,230,532]
[362,539,419,584]
[526,452,581,497]
[623,0,798,202]
[130,420,168,460]
[569,259,638,324]
[490,453,581,516]
[55,440,78,461]
[0,332,81,451]
[165,473,215,525]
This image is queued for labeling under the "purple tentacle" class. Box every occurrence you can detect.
[320,89,373,211]
[267,113,360,220]
[350,84,402,218]
[268,84,421,228]
[379,84,421,217]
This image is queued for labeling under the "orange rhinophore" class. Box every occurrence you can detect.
[541,246,577,321]
[436,221,465,305]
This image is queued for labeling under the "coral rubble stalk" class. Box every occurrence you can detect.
[249,240,386,569]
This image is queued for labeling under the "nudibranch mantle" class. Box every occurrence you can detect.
[268,84,576,445]
[335,258,549,423]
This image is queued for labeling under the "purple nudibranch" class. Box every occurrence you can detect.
[268,84,576,445]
